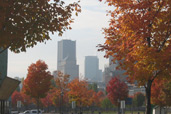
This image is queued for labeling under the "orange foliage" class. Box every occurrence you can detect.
[41,93,53,107]
[21,91,32,106]
[99,0,171,85]
[92,91,105,107]
[23,60,52,99]
[51,71,70,107]
[99,1,171,113]
[151,78,171,106]
[11,91,23,107]
[67,78,95,107]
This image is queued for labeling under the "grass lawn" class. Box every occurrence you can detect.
[82,111,145,114]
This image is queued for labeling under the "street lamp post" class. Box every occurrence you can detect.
[60,91,64,114]
[118,99,120,114]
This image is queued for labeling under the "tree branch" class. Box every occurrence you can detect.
[151,70,162,82]
[158,31,171,52]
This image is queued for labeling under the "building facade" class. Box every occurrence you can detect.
[103,56,127,85]
[84,56,102,82]
[0,48,8,83]
[57,39,79,80]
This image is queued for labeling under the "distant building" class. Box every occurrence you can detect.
[127,83,145,96]
[103,65,112,85]
[57,39,79,80]
[103,56,127,85]
[84,56,102,82]
[14,77,23,91]
[53,70,58,79]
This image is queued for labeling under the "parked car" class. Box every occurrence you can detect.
[19,110,30,114]
[19,109,42,114]
[29,109,42,114]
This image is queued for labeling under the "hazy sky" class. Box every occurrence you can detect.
[8,0,111,78]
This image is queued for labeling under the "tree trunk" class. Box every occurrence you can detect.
[145,80,152,114]
[48,105,49,113]
[118,105,121,114]
[37,99,40,114]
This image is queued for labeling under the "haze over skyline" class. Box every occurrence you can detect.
[8,0,111,78]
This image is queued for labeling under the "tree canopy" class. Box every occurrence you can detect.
[151,78,171,107]
[11,91,23,108]
[99,0,171,114]
[67,78,95,107]
[23,60,52,113]
[0,0,80,53]
[106,77,128,106]
[23,60,52,99]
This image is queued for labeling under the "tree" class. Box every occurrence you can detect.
[41,93,53,112]
[0,0,81,53]
[99,0,171,114]
[21,92,32,110]
[89,83,98,92]
[92,91,105,107]
[101,97,114,110]
[106,77,128,114]
[23,60,52,114]
[132,92,145,107]
[11,91,23,108]
[68,79,94,109]
[151,78,171,108]
[51,71,70,112]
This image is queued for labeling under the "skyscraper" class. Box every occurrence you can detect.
[84,56,102,82]
[57,39,79,80]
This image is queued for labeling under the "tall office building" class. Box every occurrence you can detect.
[57,39,79,80]
[84,56,102,82]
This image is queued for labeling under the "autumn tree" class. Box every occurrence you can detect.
[99,0,171,114]
[11,91,23,108]
[20,92,32,110]
[41,93,53,112]
[50,71,70,112]
[68,78,95,112]
[23,60,52,114]
[151,78,171,110]
[0,0,81,53]
[92,91,105,108]
[106,77,128,114]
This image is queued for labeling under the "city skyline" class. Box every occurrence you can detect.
[7,0,111,78]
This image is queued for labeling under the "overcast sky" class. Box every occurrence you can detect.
[8,0,112,78]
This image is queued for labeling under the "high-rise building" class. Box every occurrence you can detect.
[57,39,79,80]
[84,56,102,82]
[103,56,127,85]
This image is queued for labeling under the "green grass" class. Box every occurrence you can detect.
[82,111,145,114]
